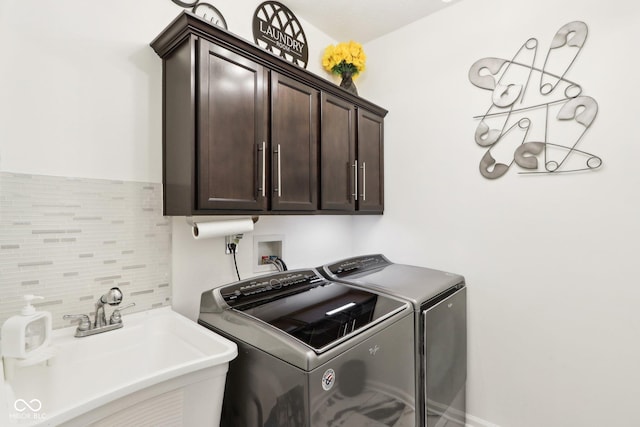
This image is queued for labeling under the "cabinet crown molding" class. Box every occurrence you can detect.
[151,11,387,117]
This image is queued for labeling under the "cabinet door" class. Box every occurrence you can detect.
[271,73,318,211]
[357,108,384,213]
[320,93,356,211]
[197,39,268,211]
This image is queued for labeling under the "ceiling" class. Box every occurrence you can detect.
[283,0,460,43]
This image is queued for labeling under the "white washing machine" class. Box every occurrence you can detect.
[320,254,467,427]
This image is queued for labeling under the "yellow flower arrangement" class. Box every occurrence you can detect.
[322,41,366,79]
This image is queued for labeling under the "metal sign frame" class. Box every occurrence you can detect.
[253,1,309,69]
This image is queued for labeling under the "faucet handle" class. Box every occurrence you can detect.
[63,314,91,331]
[109,303,136,325]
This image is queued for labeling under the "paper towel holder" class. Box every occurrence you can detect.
[185,216,259,225]
[187,216,260,237]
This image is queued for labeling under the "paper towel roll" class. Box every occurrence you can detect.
[192,218,254,240]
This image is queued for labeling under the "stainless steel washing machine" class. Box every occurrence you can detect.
[198,268,417,427]
[320,254,467,427]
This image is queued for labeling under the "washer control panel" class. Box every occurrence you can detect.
[219,269,324,308]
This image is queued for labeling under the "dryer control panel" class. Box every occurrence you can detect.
[325,254,390,277]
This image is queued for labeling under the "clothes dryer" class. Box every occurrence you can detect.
[320,254,467,427]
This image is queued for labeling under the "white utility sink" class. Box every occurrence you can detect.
[0,307,237,426]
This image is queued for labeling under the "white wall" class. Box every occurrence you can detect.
[358,0,640,426]
[0,0,171,182]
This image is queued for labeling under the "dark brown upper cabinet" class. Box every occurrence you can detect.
[151,12,387,215]
[271,73,318,211]
[320,94,384,213]
[356,108,385,213]
[197,39,268,212]
[320,93,356,212]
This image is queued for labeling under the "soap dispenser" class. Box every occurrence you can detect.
[1,295,52,359]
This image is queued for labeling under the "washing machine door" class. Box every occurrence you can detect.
[423,286,467,427]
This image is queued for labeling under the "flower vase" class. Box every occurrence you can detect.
[340,71,358,95]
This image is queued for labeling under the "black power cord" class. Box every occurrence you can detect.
[228,243,241,281]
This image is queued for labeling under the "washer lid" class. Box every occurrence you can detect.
[205,269,408,353]
[320,255,465,308]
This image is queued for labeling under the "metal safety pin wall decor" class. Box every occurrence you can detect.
[469,21,601,179]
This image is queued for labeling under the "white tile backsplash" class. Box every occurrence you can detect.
[0,172,171,330]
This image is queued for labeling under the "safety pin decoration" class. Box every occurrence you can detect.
[469,21,601,179]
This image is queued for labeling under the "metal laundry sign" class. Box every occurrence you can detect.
[253,1,309,68]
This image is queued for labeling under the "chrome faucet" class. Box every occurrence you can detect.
[94,287,123,328]
[64,287,135,337]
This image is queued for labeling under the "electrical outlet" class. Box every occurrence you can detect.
[225,234,244,254]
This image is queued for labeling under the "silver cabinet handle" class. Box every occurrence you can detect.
[261,141,266,197]
[352,160,358,201]
[275,144,282,197]
[360,161,366,201]
[258,141,267,197]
